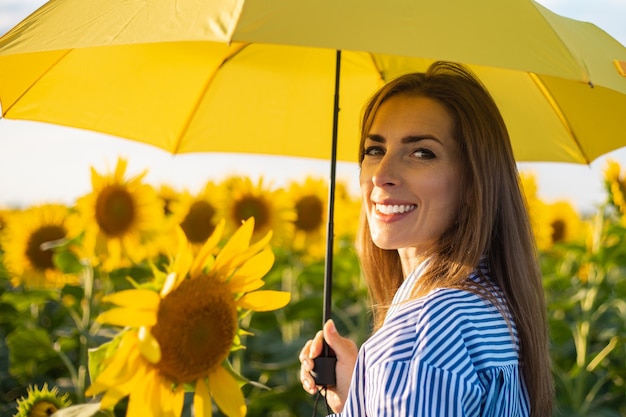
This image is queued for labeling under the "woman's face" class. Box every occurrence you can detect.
[360,94,462,259]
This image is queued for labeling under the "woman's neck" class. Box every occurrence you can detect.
[398,247,430,279]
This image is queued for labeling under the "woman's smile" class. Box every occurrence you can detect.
[374,202,417,216]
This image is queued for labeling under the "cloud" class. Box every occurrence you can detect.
[0,0,46,35]
[536,0,626,44]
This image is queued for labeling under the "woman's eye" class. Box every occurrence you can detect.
[412,148,435,159]
[363,146,384,156]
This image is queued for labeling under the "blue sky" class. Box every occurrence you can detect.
[1,0,625,213]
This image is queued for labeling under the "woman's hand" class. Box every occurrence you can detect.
[299,319,358,413]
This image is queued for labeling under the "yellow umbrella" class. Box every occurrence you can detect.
[1,0,626,383]
[0,0,625,164]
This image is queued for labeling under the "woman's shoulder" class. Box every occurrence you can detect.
[419,259,508,322]
[414,287,519,372]
[418,285,503,322]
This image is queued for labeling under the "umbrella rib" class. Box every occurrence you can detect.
[365,52,388,83]
[171,42,250,154]
[1,50,72,118]
[528,72,590,164]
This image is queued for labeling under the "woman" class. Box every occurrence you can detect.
[299,61,553,416]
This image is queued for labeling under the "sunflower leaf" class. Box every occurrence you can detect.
[87,333,123,385]
[53,250,84,274]
[0,290,58,312]
[5,328,57,379]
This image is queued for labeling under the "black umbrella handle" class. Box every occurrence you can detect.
[311,340,337,386]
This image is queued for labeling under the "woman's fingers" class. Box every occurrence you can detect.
[299,335,322,395]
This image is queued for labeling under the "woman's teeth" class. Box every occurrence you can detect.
[375,204,416,215]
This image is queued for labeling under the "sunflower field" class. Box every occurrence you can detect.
[0,157,625,417]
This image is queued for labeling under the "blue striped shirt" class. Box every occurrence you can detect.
[330,260,530,416]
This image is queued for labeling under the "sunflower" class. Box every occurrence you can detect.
[544,201,587,247]
[13,383,71,417]
[0,206,14,250]
[519,171,552,249]
[334,179,362,241]
[0,206,11,233]
[74,158,165,271]
[86,217,291,417]
[220,176,295,247]
[168,181,222,251]
[157,184,182,217]
[287,177,328,259]
[2,204,80,289]
[604,159,626,216]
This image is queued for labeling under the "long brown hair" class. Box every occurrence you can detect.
[356,61,553,416]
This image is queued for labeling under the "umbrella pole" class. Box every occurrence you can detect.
[311,49,341,387]
[323,50,341,329]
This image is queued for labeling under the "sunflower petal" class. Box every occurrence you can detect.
[168,226,194,285]
[229,276,265,294]
[159,378,185,417]
[113,157,128,180]
[100,350,146,408]
[228,248,274,292]
[191,219,225,278]
[236,248,275,277]
[160,272,178,298]
[194,378,213,417]
[226,230,273,274]
[103,289,161,309]
[137,326,161,364]
[239,230,272,260]
[146,368,164,417]
[126,367,159,417]
[100,361,147,410]
[209,366,246,417]
[96,307,157,327]
[213,218,254,272]
[90,166,102,188]
[102,237,123,271]
[237,290,291,312]
[86,333,139,396]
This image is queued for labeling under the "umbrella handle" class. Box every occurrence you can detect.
[311,340,337,386]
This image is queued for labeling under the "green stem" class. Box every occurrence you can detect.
[73,261,95,402]
[281,262,302,344]
[53,341,79,391]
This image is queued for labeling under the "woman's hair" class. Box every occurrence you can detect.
[356,61,553,416]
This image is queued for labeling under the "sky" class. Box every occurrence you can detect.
[1,0,626,213]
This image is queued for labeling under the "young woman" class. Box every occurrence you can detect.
[299,61,553,416]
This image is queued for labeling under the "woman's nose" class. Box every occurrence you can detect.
[371,154,399,187]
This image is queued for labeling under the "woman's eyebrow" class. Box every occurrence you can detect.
[365,134,385,143]
[402,135,442,145]
[366,134,441,144]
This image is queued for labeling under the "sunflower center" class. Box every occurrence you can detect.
[31,401,60,416]
[295,195,324,232]
[95,185,135,237]
[25,225,67,271]
[162,198,174,216]
[151,276,238,383]
[233,195,269,232]
[180,201,216,244]
[551,219,566,243]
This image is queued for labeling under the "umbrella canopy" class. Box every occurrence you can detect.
[1,0,625,165]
